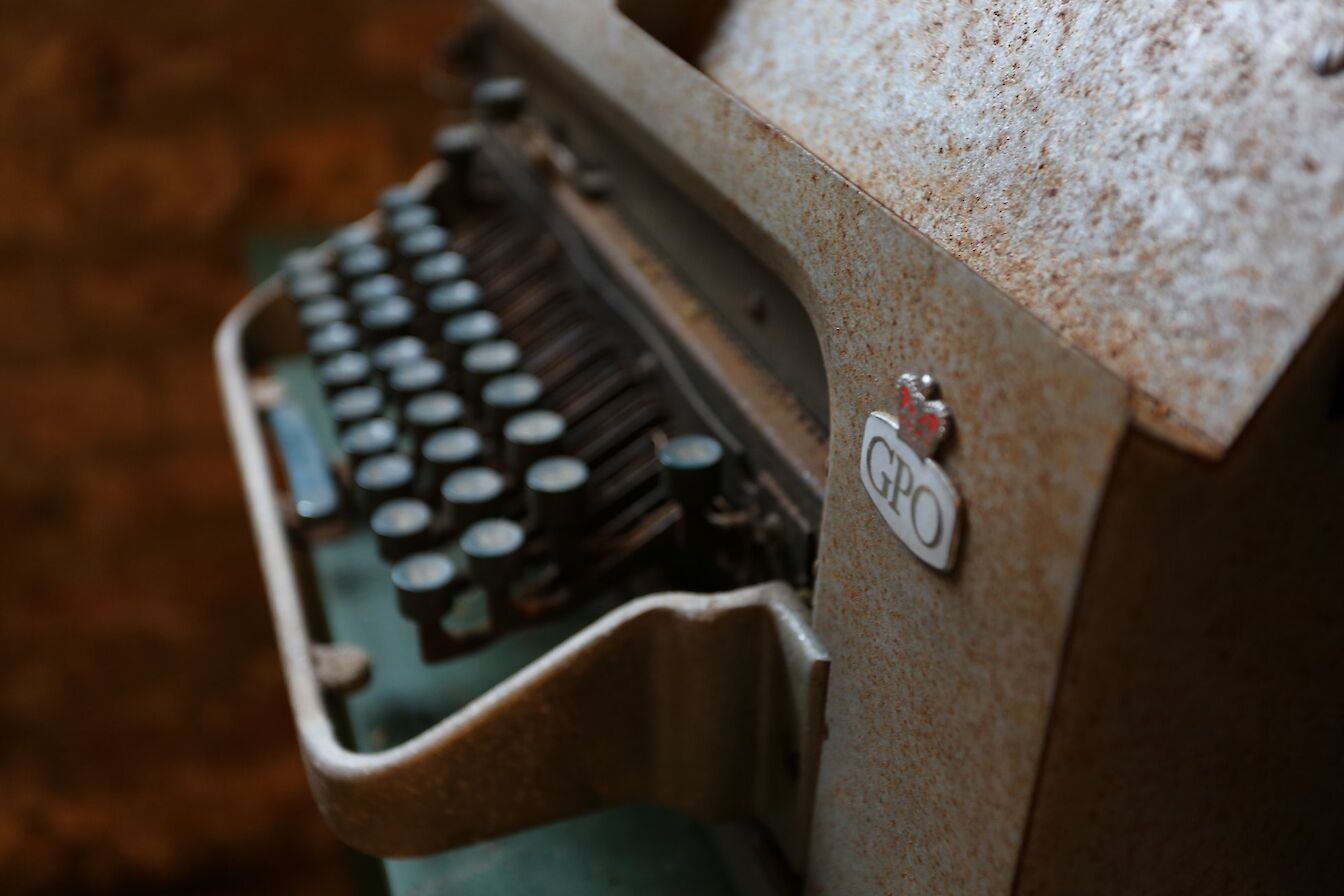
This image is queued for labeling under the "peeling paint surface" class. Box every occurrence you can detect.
[699,0,1344,450]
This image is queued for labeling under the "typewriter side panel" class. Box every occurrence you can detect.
[489,3,1131,893]
[1017,293,1344,895]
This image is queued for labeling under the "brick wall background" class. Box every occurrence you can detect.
[0,2,472,892]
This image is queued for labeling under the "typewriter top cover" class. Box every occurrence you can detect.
[219,2,1344,894]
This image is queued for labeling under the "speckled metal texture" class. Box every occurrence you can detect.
[489,2,1130,892]
[693,0,1344,455]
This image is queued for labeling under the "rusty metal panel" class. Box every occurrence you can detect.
[695,0,1344,455]
[488,2,1131,892]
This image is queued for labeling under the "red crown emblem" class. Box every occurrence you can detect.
[896,373,950,459]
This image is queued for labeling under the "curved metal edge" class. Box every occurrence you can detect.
[217,289,828,861]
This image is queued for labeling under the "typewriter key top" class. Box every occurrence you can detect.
[386,203,436,242]
[371,335,426,375]
[460,518,526,608]
[329,385,385,428]
[329,221,377,255]
[391,552,458,619]
[318,351,373,394]
[281,248,327,286]
[308,321,361,361]
[435,122,482,168]
[370,496,433,561]
[340,417,399,463]
[428,280,484,323]
[659,434,724,511]
[505,409,566,472]
[412,251,467,292]
[398,224,452,266]
[356,452,417,513]
[525,455,588,528]
[379,183,423,216]
[339,243,391,284]
[404,391,465,440]
[297,296,352,332]
[443,310,501,358]
[388,357,446,404]
[360,295,416,343]
[483,372,543,443]
[463,339,521,409]
[435,122,482,165]
[289,269,340,304]
[349,273,403,307]
[440,466,505,530]
[473,77,528,123]
[422,427,483,480]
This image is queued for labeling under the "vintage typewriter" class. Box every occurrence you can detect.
[218,2,1344,893]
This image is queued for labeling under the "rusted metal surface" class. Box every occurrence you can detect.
[217,276,830,862]
[685,0,1344,456]
[1017,294,1344,893]
[488,3,1132,892]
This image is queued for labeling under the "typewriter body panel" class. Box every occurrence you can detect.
[219,1,1344,893]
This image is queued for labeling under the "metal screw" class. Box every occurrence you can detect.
[1313,38,1344,76]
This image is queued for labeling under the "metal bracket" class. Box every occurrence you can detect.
[216,272,829,868]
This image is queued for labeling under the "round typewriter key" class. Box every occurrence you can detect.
[412,251,466,292]
[370,335,426,375]
[329,385,385,428]
[473,77,528,122]
[398,224,451,266]
[349,273,403,307]
[356,452,417,512]
[463,339,521,409]
[339,243,390,284]
[391,552,458,619]
[308,321,360,361]
[360,295,416,343]
[340,417,399,463]
[330,221,377,255]
[369,495,433,561]
[404,391,464,440]
[483,371,542,421]
[379,182,423,216]
[388,357,446,404]
[435,122,482,166]
[422,427,483,480]
[505,409,566,472]
[526,453,587,513]
[318,350,372,394]
[460,518,526,601]
[289,269,339,304]
[484,372,543,454]
[659,434,724,511]
[428,280,484,323]
[527,455,588,571]
[443,310,501,355]
[440,466,504,530]
[297,296,352,332]
[281,248,326,286]
[386,203,436,240]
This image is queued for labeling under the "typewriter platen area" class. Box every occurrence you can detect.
[218,71,829,894]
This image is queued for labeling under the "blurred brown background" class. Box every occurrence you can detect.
[0,1,472,892]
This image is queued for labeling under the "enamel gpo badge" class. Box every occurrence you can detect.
[859,374,963,571]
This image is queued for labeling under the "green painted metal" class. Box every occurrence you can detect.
[272,355,741,896]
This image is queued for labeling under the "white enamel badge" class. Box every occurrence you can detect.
[860,374,962,571]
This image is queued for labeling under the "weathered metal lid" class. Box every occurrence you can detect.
[695,1,1344,451]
